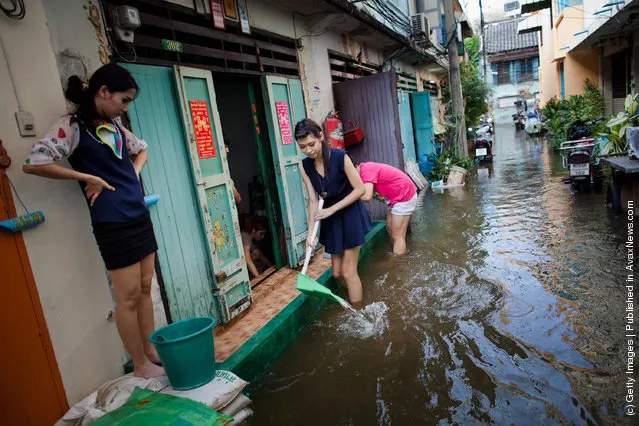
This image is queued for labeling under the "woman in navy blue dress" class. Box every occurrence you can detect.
[296,119,372,305]
[23,64,164,379]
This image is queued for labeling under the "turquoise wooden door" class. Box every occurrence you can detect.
[174,66,252,323]
[122,64,220,323]
[398,90,416,164]
[262,77,309,267]
[411,91,435,160]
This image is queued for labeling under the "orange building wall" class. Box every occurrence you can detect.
[565,49,600,97]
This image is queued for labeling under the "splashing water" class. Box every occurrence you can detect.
[338,298,359,315]
[337,301,389,339]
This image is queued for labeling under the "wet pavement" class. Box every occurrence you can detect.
[247,125,633,425]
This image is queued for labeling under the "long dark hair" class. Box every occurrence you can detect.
[294,118,331,181]
[65,63,139,123]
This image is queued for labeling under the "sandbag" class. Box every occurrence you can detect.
[161,370,248,411]
[228,408,253,425]
[220,394,252,416]
[91,387,233,425]
[55,375,170,426]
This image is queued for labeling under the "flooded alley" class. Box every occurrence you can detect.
[247,125,632,425]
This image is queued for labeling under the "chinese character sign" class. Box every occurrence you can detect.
[275,101,293,145]
[190,100,217,159]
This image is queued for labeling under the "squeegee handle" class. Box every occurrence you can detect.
[301,197,324,275]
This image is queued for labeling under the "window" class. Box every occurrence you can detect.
[520,58,534,81]
[504,1,520,12]
[498,62,511,85]
[557,0,583,15]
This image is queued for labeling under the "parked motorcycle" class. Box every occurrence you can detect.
[479,114,494,134]
[525,109,543,135]
[513,100,525,130]
[472,125,493,163]
[558,118,604,191]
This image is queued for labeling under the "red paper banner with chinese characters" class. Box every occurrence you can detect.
[210,0,226,29]
[275,101,293,145]
[190,100,216,159]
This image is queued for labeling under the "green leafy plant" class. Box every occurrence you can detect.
[540,80,606,150]
[598,94,639,155]
[427,149,474,182]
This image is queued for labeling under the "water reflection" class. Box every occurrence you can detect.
[248,125,630,425]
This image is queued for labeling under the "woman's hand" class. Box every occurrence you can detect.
[306,235,318,250]
[84,175,115,206]
[313,207,335,221]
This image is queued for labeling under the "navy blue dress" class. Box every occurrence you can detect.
[303,149,372,254]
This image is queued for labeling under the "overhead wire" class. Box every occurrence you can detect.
[0,0,25,20]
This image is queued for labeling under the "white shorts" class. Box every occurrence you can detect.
[390,194,418,216]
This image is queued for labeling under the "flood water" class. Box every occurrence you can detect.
[247,125,632,425]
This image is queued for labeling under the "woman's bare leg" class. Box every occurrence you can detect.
[137,253,161,364]
[109,259,165,378]
[390,214,411,255]
[341,246,363,306]
[331,253,346,288]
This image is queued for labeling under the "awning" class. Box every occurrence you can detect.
[570,0,639,52]
[517,13,543,35]
[520,0,551,14]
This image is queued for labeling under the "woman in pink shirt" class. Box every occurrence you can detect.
[355,161,418,255]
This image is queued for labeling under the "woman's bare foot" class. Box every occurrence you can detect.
[145,350,162,365]
[134,361,166,379]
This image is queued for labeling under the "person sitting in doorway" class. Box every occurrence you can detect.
[242,215,272,279]
[223,135,242,205]
[353,159,418,256]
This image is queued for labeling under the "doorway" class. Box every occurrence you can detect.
[213,74,286,285]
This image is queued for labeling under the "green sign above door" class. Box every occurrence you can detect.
[162,39,183,52]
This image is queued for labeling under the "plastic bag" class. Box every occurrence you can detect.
[91,387,233,426]
[567,120,591,141]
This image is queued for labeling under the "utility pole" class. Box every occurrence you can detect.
[443,0,468,156]
[479,0,488,81]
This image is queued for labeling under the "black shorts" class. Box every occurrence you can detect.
[92,213,158,270]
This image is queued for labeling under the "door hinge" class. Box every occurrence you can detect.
[215,271,228,282]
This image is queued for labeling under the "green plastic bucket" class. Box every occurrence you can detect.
[149,316,216,390]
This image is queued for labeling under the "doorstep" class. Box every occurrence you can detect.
[215,220,386,382]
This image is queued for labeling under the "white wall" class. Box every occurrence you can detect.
[0,0,127,405]
[491,80,539,122]
[248,0,296,39]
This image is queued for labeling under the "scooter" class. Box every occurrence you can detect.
[525,109,543,135]
[513,101,525,130]
[559,118,604,191]
[473,126,493,162]
[479,114,494,134]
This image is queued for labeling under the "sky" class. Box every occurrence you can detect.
[463,0,510,28]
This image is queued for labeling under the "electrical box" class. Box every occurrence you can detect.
[113,5,141,43]
[15,111,36,137]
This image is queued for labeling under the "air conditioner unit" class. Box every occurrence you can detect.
[410,13,431,46]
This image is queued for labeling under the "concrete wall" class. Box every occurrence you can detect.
[538,5,601,105]
[491,80,539,122]
[555,6,584,57]
[565,49,600,97]
[0,0,127,405]
[538,10,557,106]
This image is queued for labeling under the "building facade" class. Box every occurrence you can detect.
[485,18,540,122]
[521,0,638,114]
